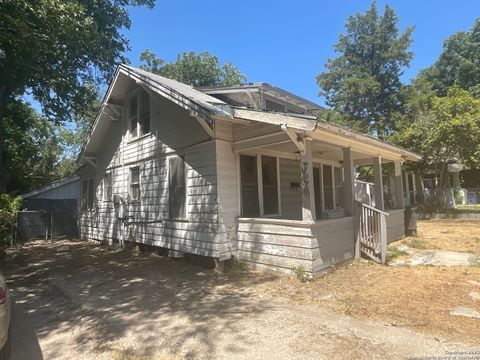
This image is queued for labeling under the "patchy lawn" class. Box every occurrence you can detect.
[394,219,480,255]
[254,219,480,346]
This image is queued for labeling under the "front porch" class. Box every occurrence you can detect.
[228,111,414,276]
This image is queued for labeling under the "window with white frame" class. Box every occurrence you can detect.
[240,154,280,217]
[315,164,344,216]
[128,89,150,139]
[130,167,140,201]
[103,172,113,201]
[262,155,279,215]
[240,155,260,217]
[168,156,186,219]
[81,178,95,211]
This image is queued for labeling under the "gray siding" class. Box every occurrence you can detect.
[237,217,356,278]
[29,180,79,200]
[79,88,221,258]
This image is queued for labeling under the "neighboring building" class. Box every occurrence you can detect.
[20,176,80,239]
[77,65,420,277]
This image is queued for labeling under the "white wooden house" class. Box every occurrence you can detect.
[77,65,421,277]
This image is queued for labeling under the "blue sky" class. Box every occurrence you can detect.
[124,0,480,106]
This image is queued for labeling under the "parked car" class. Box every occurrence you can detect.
[0,273,10,360]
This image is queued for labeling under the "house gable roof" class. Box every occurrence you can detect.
[78,65,420,165]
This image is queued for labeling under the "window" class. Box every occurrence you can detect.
[323,165,334,210]
[313,167,323,220]
[130,167,140,201]
[81,179,95,211]
[262,156,279,215]
[103,172,113,201]
[240,154,280,217]
[168,156,186,219]
[334,167,343,208]
[128,90,150,139]
[240,155,260,217]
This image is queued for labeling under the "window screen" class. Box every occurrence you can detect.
[313,167,323,219]
[104,172,113,201]
[129,97,138,138]
[81,180,89,210]
[262,156,279,215]
[139,91,150,135]
[168,156,186,219]
[87,179,94,209]
[334,167,343,208]
[323,165,334,210]
[130,167,140,201]
[240,155,260,217]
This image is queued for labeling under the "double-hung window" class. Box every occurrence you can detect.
[130,167,140,201]
[128,89,150,140]
[81,178,95,211]
[103,172,113,202]
[168,156,186,219]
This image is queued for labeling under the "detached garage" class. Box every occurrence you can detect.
[18,176,80,240]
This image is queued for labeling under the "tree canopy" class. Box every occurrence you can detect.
[0,0,156,193]
[391,87,480,191]
[139,50,246,87]
[418,19,480,97]
[317,2,413,139]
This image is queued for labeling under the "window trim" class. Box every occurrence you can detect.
[103,171,113,202]
[129,166,141,202]
[239,152,282,218]
[166,154,188,220]
[126,88,151,141]
[81,177,95,212]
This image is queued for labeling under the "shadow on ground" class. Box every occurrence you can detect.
[4,240,275,359]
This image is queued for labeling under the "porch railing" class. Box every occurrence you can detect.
[354,201,390,265]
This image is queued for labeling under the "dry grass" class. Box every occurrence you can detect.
[394,219,480,255]
[254,219,480,346]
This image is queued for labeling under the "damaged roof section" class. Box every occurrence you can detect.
[197,82,325,116]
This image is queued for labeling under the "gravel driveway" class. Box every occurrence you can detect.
[3,240,474,359]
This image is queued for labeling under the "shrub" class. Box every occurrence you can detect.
[0,194,22,249]
[291,264,309,282]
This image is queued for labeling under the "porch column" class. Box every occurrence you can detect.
[373,156,385,210]
[343,148,355,216]
[300,139,316,222]
[394,161,405,209]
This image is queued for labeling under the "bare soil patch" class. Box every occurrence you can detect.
[4,237,473,359]
[256,220,480,346]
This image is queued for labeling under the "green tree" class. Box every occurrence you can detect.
[3,100,78,194]
[317,2,413,139]
[139,50,246,87]
[0,0,156,193]
[391,87,480,200]
[419,19,480,97]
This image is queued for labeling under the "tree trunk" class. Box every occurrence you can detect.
[415,170,426,205]
[0,86,8,194]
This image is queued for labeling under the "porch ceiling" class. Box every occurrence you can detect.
[235,132,400,164]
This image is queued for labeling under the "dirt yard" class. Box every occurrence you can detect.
[3,219,480,359]
[259,219,480,345]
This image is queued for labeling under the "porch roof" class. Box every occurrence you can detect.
[229,108,421,162]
